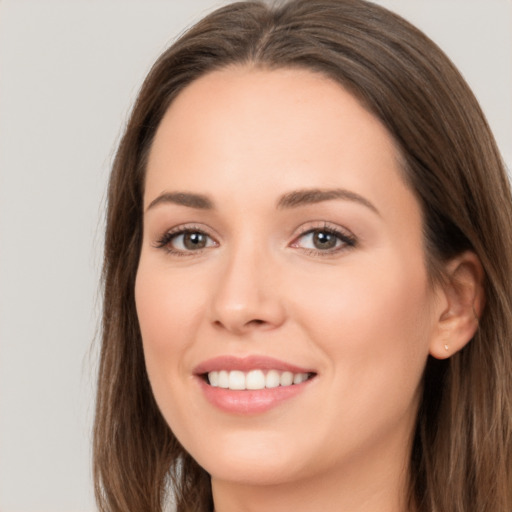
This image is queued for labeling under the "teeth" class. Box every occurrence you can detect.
[293,373,308,385]
[218,370,229,388]
[266,370,280,388]
[209,370,219,387]
[246,369,265,390]
[207,370,310,390]
[280,371,293,386]
[229,370,245,390]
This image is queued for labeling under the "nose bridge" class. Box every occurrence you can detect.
[209,232,284,333]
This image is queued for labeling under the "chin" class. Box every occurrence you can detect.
[205,456,298,486]
[187,430,309,486]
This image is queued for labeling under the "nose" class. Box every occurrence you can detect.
[209,242,286,335]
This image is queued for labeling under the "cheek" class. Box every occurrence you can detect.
[290,251,434,401]
[287,258,433,458]
[135,260,204,350]
[297,253,430,333]
[134,258,207,407]
[134,258,213,447]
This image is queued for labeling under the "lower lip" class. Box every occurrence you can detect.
[197,377,312,414]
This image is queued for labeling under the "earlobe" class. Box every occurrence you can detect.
[429,251,485,360]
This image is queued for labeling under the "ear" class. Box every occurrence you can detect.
[429,251,485,359]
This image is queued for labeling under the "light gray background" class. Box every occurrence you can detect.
[0,1,510,511]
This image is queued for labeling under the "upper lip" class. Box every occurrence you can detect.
[193,355,314,375]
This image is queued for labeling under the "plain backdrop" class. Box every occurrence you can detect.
[0,1,510,511]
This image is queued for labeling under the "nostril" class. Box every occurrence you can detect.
[212,318,267,333]
[247,319,265,326]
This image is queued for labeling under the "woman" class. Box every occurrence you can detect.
[93,1,512,511]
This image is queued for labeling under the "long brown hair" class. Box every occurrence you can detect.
[94,1,512,510]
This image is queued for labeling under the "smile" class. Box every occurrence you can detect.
[207,369,311,390]
[194,355,316,414]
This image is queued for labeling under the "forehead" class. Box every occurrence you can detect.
[145,66,408,211]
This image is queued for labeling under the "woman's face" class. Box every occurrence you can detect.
[135,67,443,488]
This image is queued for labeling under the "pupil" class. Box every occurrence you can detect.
[313,231,336,249]
[184,232,206,250]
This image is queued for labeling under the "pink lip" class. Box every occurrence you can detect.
[193,355,313,375]
[193,355,316,415]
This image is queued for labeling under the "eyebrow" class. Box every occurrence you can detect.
[145,187,379,215]
[146,192,214,212]
[276,188,380,215]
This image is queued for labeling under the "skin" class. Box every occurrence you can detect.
[135,67,482,512]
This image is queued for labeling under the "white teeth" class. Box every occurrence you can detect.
[280,371,293,386]
[207,369,310,390]
[229,370,245,390]
[209,371,219,387]
[246,369,265,390]
[293,373,307,385]
[265,370,280,388]
[218,370,229,389]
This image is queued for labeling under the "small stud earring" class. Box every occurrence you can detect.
[444,344,449,351]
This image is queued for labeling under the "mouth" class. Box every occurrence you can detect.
[202,369,315,390]
[194,355,317,414]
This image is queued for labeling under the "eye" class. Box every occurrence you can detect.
[155,228,217,255]
[301,230,339,250]
[291,225,356,255]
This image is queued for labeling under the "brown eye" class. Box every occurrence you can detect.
[312,230,338,250]
[297,229,342,251]
[182,232,208,250]
[292,226,356,255]
[156,229,217,254]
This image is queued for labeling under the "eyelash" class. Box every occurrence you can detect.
[154,222,357,257]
